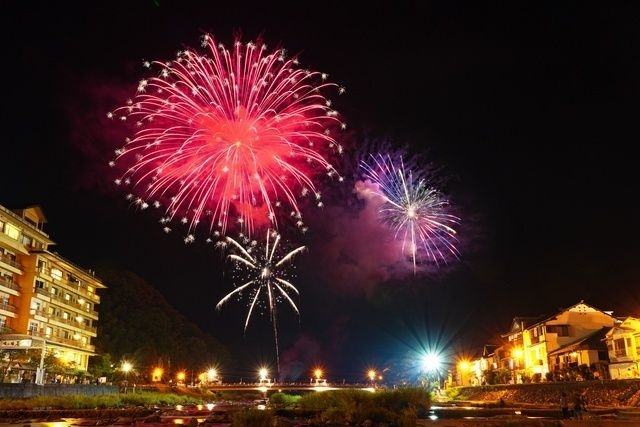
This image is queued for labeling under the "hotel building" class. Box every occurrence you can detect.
[0,204,105,380]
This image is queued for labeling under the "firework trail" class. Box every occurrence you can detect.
[216,229,306,374]
[108,34,346,242]
[359,152,460,272]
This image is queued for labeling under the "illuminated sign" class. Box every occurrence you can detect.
[0,339,32,349]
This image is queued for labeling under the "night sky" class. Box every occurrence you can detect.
[4,1,640,382]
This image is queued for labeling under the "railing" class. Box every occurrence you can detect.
[613,349,629,359]
[0,253,23,271]
[48,293,99,318]
[39,268,100,303]
[48,315,97,334]
[27,330,95,352]
[0,325,16,334]
[0,276,20,292]
[0,302,18,313]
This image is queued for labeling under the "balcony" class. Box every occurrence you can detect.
[610,350,632,363]
[48,293,99,318]
[48,315,97,334]
[0,253,23,272]
[38,268,101,303]
[0,302,18,314]
[28,329,95,352]
[0,325,17,335]
[0,276,20,293]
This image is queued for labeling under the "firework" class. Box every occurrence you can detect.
[216,229,306,372]
[360,152,460,271]
[108,34,345,241]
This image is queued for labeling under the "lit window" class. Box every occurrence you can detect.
[51,269,62,281]
[4,224,20,240]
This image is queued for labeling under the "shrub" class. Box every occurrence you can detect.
[229,408,274,427]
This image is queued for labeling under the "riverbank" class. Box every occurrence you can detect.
[448,379,640,408]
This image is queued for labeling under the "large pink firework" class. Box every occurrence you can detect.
[108,34,345,241]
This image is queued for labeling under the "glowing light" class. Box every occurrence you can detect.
[152,367,163,382]
[360,152,460,272]
[216,230,305,372]
[109,34,346,240]
[258,367,269,383]
[421,352,442,372]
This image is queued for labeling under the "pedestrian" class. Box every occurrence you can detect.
[572,392,584,420]
[560,392,569,419]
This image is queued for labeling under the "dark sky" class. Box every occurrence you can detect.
[4,1,640,382]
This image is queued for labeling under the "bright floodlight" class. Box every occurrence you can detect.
[259,367,269,381]
[422,353,441,372]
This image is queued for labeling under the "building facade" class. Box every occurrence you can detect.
[0,204,105,380]
[465,301,616,384]
[605,316,640,379]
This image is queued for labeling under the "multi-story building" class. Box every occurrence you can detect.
[473,301,615,384]
[0,204,105,382]
[605,316,640,379]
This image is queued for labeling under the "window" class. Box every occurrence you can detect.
[62,311,70,320]
[50,269,63,281]
[546,325,569,336]
[35,280,45,289]
[45,327,52,338]
[4,224,20,240]
[614,338,627,357]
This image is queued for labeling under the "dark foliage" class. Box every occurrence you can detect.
[90,267,231,379]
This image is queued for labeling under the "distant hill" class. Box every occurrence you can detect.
[92,266,231,378]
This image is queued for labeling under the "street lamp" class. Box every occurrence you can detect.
[121,361,133,393]
[258,367,269,385]
[421,352,442,391]
[457,360,470,386]
[512,348,523,384]
[368,369,377,386]
[152,367,163,383]
[206,368,218,385]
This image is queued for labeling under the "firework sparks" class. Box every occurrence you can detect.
[109,34,346,241]
[360,152,460,271]
[216,229,306,373]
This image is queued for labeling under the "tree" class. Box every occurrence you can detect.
[91,266,232,381]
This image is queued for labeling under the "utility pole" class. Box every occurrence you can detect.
[35,338,46,385]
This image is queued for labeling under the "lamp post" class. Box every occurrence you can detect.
[258,367,269,385]
[121,361,132,393]
[512,348,523,384]
[368,369,377,387]
[421,352,442,392]
[458,360,470,386]
[314,368,323,386]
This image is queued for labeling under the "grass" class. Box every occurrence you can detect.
[0,391,208,410]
